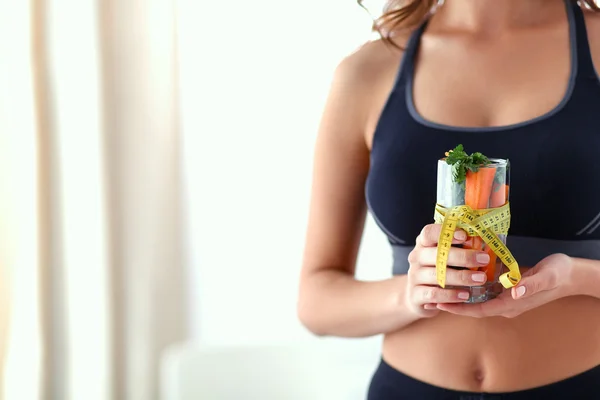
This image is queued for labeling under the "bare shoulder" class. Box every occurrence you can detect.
[332,35,407,94]
[331,35,409,146]
[583,8,600,73]
[583,8,600,37]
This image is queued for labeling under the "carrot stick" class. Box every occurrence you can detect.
[463,167,496,271]
[465,167,496,248]
[465,167,496,209]
[481,183,509,281]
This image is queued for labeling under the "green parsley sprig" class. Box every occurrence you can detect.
[444,144,491,184]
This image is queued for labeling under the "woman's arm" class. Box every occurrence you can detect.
[296,41,423,337]
[438,254,600,319]
[570,258,600,298]
[298,271,418,338]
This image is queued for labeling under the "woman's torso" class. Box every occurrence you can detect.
[363,1,600,392]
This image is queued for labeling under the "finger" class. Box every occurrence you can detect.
[437,298,505,318]
[413,286,471,305]
[418,247,491,269]
[414,266,487,287]
[511,273,556,299]
[423,303,438,310]
[417,224,467,248]
[436,302,488,318]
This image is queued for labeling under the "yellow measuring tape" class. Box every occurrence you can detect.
[433,202,521,289]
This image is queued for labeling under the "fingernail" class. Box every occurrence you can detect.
[458,292,470,300]
[476,253,490,264]
[472,273,486,282]
[454,231,466,240]
[515,286,526,298]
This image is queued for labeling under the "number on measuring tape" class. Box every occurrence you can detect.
[434,203,521,289]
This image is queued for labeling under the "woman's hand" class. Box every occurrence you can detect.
[437,253,575,318]
[405,224,495,318]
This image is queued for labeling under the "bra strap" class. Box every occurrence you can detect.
[569,1,598,79]
[391,20,429,90]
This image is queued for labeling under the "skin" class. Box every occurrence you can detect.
[298,0,600,393]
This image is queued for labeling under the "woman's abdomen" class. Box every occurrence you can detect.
[382,295,600,393]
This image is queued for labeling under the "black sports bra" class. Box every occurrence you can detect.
[365,1,600,274]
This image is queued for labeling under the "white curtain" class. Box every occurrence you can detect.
[0,0,188,399]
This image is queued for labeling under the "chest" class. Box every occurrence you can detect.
[412,26,572,129]
[366,126,600,245]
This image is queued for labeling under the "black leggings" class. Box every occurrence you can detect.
[368,359,600,400]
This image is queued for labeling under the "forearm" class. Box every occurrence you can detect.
[570,257,600,298]
[297,270,421,338]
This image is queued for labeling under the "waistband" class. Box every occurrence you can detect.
[368,358,600,400]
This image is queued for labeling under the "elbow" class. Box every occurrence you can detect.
[296,291,329,337]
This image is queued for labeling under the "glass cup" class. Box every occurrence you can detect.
[436,158,510,303]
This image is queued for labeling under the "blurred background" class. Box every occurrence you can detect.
[0,0,391,399]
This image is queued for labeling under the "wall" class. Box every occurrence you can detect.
[177,0,393,347]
